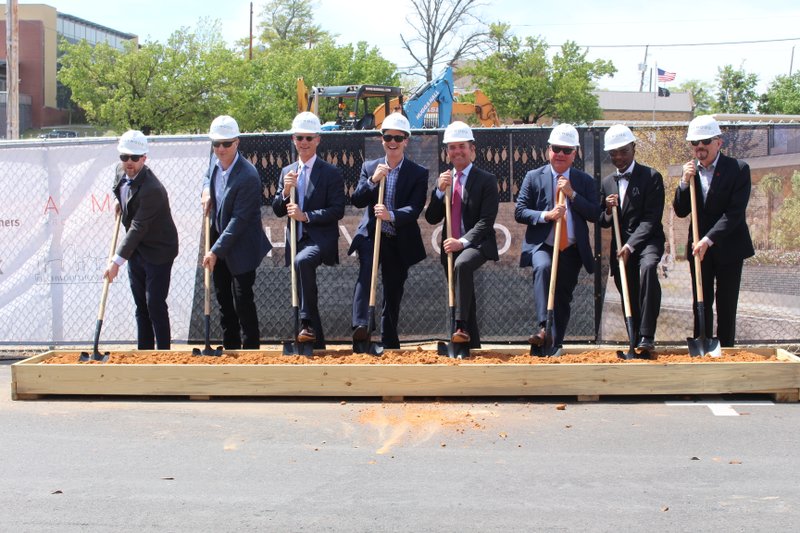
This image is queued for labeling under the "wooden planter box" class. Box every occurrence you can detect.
[11,347,800,402]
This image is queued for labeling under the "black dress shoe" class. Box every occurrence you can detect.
[637,336,655,351]
[352,325,369,341]
[528,327,546,346]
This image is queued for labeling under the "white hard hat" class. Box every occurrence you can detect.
[291,111,322,134]
[604,124,636,151]
[443,121,474,143]
[548,123,580,147]
[381,113,411,135]
[686,115,721,141]
[117,130,148,155]
[209,115,240,140]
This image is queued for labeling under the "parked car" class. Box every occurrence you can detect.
[39,130,78,139]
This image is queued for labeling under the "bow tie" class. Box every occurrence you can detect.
[615,172,631,182]
[122,177,135,186]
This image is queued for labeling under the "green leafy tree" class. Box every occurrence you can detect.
[257,0,329,48]
[712,64,759,114]
[771,171,800,250]
[58,21,239,134]
[670,79,714,114]
[758,72,800,114]
[466,36,615,124]
[758,173,784,249]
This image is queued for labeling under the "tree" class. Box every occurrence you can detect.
[257,0,329,48]
[771,171,800,250]
[712,64,758,114]
[758,72,800,114]
[401,0,489,81]
[466,36,615,124]
[58,21,239,134]
[670,79,714,114]
[758,173,784,249]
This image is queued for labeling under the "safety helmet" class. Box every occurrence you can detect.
[604,124,636,151]
[117,130,148,155]
[291,111,322,134]
[381,113,411,135]
[209,115,240,140]
[443,121,474,143]
[548,123,580,147]
[686,115,721,141]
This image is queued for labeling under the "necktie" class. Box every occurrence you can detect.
[296,165,307,239]
[557,175,569,251]
[121,178,133,217]
[451,171,463,239]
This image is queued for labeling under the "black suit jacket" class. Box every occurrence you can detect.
[348,157,428,267]
[599,161,665,263]
[203,154,272,276]
[673,152,754,263]
[515,164,600,273]
[113,164,179,265]
[424,165,499,262]
[273,156,345,266]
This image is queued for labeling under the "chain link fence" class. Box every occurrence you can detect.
[2,124,798,346]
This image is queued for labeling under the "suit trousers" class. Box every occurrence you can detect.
[212,260,259,349]
[352,234,409,349]
[440,247,487,349]
[295,236,326,349]
[127,251,173,350]
[612,243,662,339]
[689,252,743,347]
[530,245,581,347]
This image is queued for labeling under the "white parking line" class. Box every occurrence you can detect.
[664,399,775,416]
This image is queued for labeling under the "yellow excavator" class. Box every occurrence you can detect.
[296,66,500,130]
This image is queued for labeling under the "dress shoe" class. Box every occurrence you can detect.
[352,325,369,342]
[297,325,316,343]
[637,336,655,351]
[451,328,471,344]
[528,328,546,347]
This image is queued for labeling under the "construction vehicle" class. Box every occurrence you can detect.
[296,66,499,131]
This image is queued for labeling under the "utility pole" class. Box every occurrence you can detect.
[638,45,649,92]
[790,45,795,76]
[249,2,253,61]
[5,0,20,139]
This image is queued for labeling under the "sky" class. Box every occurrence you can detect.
[23,0,800,94]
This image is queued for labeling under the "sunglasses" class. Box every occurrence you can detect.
[550,146,575,155]
[690,139,714,146]
[294,135,317,142]
[212,140,236,148]
[119,154,143,162]
[382,134,407,143]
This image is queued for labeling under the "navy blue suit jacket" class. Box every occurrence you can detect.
[273,156,345,266]
[203,154,271,276]
[515,164,600,273]
[348,157,428,267]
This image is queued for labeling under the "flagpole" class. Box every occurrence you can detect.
[652,63,657,124]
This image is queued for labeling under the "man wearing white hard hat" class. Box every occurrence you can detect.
[273,111,345,348]
[424,121,499,348]
[673,115,754,347]
[515,123,600,349]
[349,113,428,348]
[599,125,666,352]
[104,130,179,350]
[202,115,272,350]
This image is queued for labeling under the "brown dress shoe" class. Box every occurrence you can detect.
[297,326,316,343]
[451,329,471,343]
[528,328,546,347]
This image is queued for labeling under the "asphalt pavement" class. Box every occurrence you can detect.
[1,359,799,532]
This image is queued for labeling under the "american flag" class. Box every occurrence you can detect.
[658,68,676,83]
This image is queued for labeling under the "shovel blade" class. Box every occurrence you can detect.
[436,341,449,356]
[282,340,313,357]
[446,342,470,359]
[687,336,721,357]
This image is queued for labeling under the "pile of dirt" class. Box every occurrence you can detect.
[42,348,777,365]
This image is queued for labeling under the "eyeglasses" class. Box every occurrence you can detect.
[550,146,575,155]
[212,140,235,148]
[382,134,407,143]
[294,135,317,142]
[119,154,143,162]
[690,138,714,146]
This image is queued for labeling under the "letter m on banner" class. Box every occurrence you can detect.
[91,194,113,212]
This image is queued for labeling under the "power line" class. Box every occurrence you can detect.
[558,37,800,49]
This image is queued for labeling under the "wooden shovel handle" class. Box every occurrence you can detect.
[612,207,633,318]
[368,179,385,307]
[688,172,705,304]
[289,182,298,307]
[444,183,455,307]
[97,211,122,320]
[546,190,565,311]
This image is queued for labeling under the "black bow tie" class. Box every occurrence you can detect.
[615,172,631,182]
[122,178,134,187]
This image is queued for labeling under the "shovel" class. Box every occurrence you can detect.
[79,211,122,363]
[612,207,646,360]
[193,213,223,357]
[283,183,314,357]
[437,178,469,359]
[532,190,564,357]
[353,178,385,356]
[687,172,722,357]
